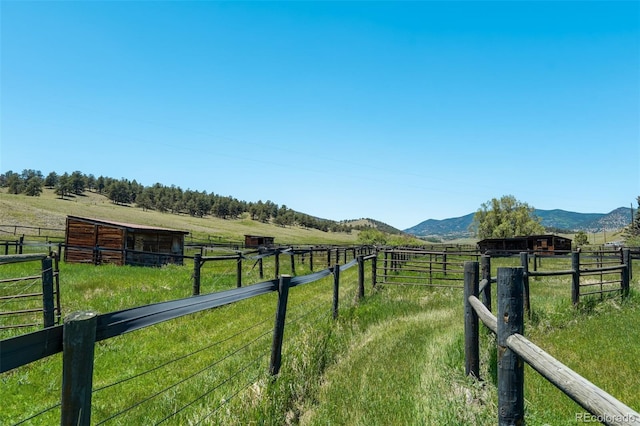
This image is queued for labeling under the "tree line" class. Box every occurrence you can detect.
[0,169,360,234]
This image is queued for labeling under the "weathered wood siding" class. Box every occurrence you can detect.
[65,218,125,265]
[64,217,186,266]
[478,235,572,255]
[244,235,275,248]
[96,225,125,265]
[65,219,98,264]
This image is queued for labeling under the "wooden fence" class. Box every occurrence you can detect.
[464,261,640,425]
[378,247,480,288]
[0,254,377,425]
[518,249,631,308]
[191,246,375,295]
[0,224,65,240]
[1,237,65,256]
[0,253,61,330]
[378,248,631,308]
[1,244,637,423]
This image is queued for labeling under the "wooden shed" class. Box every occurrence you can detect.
[244,235,275,249]
[65,216,189,266]
[477,235,572,256]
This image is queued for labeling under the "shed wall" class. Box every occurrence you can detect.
[65,217,185,266]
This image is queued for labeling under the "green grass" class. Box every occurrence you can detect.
[0,188,360,245]
[298,286,496,426]
[0,255,360,425]
[1,252,638,425]
[523,290,640,425]
[481,256,640,424]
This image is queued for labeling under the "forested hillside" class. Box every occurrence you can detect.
[0,169,357,233]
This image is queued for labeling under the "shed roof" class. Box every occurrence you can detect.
[478,234,572,244]
[67,216,189,234]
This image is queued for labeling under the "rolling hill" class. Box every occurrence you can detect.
[404,208,633,239]
[0,189,361,246]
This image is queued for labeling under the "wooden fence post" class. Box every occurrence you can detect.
[383,250,388,282]
[309,249,314,272]
[53,252,61,324]
[327,248,331,268]
[259,258,264,279]
[622,247,631,278]
[19,235,24,254]
[61,311,98,426]
[333,265,340,320]
[290,250,296,275]
[520,252,531,317]
[41,257,55,328]
[192,253,201,296]
[497,267,524,426]
[481,255,492,312]
[371,254,377,288]
[429,252,433,285]
[572,251,580,305]
[622,248,630,298]
[357,255,365,301]
[443,249,447,276]
[274,251,280,279]
[236,255,242,288]
[270,275,291,376]
[464,261,480,378]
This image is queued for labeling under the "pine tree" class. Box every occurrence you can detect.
[624,196,640,246]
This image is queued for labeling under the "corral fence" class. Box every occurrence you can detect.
[0,224,65,241]
[0,254,377,425]
[0,253,61,330]
[378,247,480,288]
[2,243,638,424]
[1,237,65,256]
[526,249,631,306]
[463,261,640,425]
[191,245,375,295]
[380,247,633,308]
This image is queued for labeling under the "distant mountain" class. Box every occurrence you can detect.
[403,213,476,240]
[341,218,404,235]
[404,208,632,239]
[585,207,634,232]
[533,209,603,231]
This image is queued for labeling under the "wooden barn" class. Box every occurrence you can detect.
[477,235,572,255]
[65,216,189,266]
[244,235,275,249]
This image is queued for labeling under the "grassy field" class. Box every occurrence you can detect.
[0,254,363,425]
[0,188,361,246]
[2,252,638,425]
[1,190,639,424]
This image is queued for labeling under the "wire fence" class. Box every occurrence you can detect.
[1,255,365,425]
[1,244,636,424]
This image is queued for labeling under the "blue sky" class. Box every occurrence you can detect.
[1,1,638,230]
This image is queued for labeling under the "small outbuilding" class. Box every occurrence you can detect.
[244,235,275,248]
[477,234,572,256]
[65,216,189,266]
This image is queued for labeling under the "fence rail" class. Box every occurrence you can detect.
[521,250,630,306]
[0,253,61,331]
[1,254,376,425]
[464,262,640,425]
[2,244,637,424]
[378,248,480,288]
